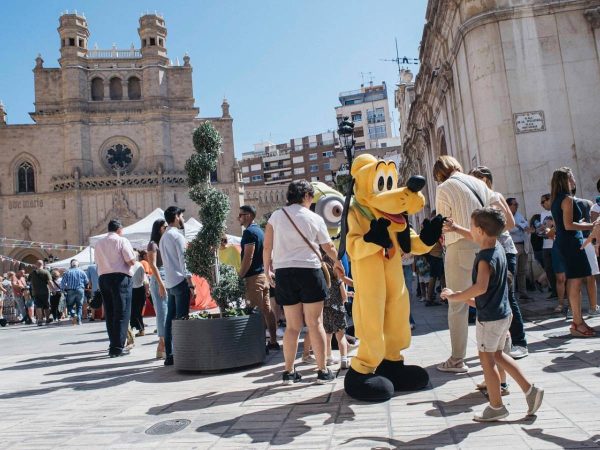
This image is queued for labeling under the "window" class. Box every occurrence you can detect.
[210,170,218,183]
[292,156,304,164]
[322,162,331,171]
[250,164,261,172]
[242,177,250,183]
[104,143,133,172]
[241,166,249,173]
[17,162,35,193]
[322,150,334,158]
[352,113,362,122]
[159,38,164,47]
[325,174,333,181]
[91,78,104,101]
[78,39,84,48]
[380,143,387,148]
[150,37,156,46]
[309,153,317,161]
[109,77,123,100]
[128,77,141,100]
[311,176,319,181]
[310,164,319,172]
[367,107,385,124]
[293,167,305,175]
[69,38,75,46]
[251,175,262,182]
[368,125,387,140]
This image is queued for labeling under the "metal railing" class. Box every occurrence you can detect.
[87,48,142,59]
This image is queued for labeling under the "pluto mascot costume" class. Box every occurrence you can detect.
[344,154,444,402]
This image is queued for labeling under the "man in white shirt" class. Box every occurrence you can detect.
[434,155,494,373]
[159,206,195,366]
[539,194,558,300]
[95,219,136,357]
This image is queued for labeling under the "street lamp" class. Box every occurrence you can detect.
[337,116,355,164]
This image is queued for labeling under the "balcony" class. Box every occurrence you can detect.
[265,177,292,185]
[86,46,142,59]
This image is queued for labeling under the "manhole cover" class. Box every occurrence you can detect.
[145,419,191,435]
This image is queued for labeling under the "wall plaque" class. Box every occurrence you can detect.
[514,111,546,134]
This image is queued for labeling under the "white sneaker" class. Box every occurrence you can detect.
[326,357,339,366]
[340,358,350,369]
[525,384,544,416]
[302,354,316,364]
[587,306,600,318]
[473,405,509,422]
[509,345,529,360]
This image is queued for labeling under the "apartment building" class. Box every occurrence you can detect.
[240,132,338,187]
[335,82,394,151]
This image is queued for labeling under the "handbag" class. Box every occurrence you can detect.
[281,207,332,289]
[89,289,103,309]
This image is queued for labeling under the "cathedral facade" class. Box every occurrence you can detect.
[0,13,243,265]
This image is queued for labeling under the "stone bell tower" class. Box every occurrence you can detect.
[58,11,89,63]
[138,14,168,63]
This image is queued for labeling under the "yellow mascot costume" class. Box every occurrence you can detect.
[344,154,444,402]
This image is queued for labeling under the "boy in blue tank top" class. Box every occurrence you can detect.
[441,207,543,422]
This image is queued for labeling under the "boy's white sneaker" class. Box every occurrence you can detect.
[525,384,544,416]
[473,405,509,422]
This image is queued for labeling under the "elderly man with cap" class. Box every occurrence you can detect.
[160,206,195,366]
[95,219,136,357]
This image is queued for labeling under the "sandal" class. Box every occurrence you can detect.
[570,322,596,338]
[553,305,563,313]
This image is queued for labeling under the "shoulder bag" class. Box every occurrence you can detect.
[450,175,485,207]
[281,207,331,289]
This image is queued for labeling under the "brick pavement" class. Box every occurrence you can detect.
[1,288,600,449]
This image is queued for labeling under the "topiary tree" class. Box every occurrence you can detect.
[185,122,244,315]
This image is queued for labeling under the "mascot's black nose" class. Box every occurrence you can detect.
[407,175,426,193]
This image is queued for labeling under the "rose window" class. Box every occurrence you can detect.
[105,143,133,172]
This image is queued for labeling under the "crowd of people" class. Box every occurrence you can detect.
[1,157,598,421]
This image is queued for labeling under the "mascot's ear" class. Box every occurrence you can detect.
[396,214,412,254]
[351,154,378,178]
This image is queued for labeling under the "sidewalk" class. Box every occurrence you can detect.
[1,286,600,449]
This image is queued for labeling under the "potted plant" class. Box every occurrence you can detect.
[172,122,266,372]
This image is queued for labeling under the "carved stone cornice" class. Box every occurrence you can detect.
[584,7,600,28]
[51,170,187,191]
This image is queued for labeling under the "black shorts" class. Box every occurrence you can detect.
[33,293,50,309]
[275,267,328,306]
[427,254,444,278]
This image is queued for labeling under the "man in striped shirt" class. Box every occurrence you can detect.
[61,260,89,325]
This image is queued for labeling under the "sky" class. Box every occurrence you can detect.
[0,0,428,157]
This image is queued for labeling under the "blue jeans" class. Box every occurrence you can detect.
[403,264,415,326]
[506,253,527,348]
[65,288,85,323]
[164,279,191,358]
[149,269,168,337]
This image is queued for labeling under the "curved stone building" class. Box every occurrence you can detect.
[401,0,600,217]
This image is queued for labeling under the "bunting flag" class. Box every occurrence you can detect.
[0,237,85,251]
[0,255,37,268]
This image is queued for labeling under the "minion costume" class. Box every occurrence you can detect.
[344,154,444,402]
[310,182,345,243]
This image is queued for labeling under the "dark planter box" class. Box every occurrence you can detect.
[172,312,266,372]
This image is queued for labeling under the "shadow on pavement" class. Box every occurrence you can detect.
[406,391,487,417]
[522,427,600,448]
[194,391,355,445]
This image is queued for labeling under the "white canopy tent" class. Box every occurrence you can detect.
[48,246,95,270]
[89,208,165,249]
[184,217,241,245]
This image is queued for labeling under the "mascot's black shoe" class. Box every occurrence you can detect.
[375,360,429,391]
[344,367,394,402]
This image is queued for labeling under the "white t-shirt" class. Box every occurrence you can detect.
[591,203,600,215]
[540,209,554,249]
[268,203,331,270]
